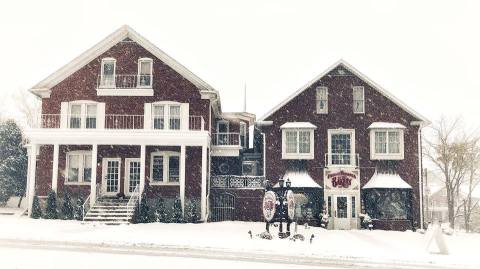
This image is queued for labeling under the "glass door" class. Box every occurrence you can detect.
[125,158,141,196]
[334,195,350,229]
[102,158,121,196]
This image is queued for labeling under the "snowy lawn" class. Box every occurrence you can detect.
[0,215,479,268]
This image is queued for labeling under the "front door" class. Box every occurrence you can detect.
[102,158,121,196]
[125,158,141,196]
[334,195,350,230]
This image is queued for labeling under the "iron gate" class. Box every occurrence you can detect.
[211,193,235,221]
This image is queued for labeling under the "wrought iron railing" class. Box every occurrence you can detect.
[97,74,152,89]
[105,114,144,129]
[127,184,140,218]
[211,175,265,189]
[212,132,240,146]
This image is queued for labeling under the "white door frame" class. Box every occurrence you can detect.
[124,158,141,196]
[333,195,351,230]
[102,158,121,196]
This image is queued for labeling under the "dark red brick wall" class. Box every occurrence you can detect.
[41,41,210,128]
[259,66,422,228]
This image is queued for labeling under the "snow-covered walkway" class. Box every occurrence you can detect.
[0,216,478,268]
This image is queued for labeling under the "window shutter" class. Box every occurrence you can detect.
[97,103,105,129]
[144,103,152,129]
[60,102,69,128]
[180,103,189,130]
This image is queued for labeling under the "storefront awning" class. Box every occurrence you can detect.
[363,173,412,189]
[274,170,322,188]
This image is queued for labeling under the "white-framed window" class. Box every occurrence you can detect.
[150,152,180,184]
[282,129,314,159]
[327,129,355,166]
[66,151,92,184]
[100,58,116,88]
[151,104,181,130]
[239,122,247,148]
[370,129,404,160]
[316,86,328,114]
[242,161,258,176]
[138,58,153,88]
[216,120,230,145]
[353,86,365,113]
[69,103,97,129]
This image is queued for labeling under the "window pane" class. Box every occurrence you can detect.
[240,124,246,147]
[139,61,152,87]
[285,131,297,153]
[351,196,356,218]
[152,156,164,181]
[70,105,82,129]
[169,105,181,130]
[103,61,115,76]
[388,131,400,154]
[331,133,351,164]
[298,131,310,153]
[168,156,180,182]
[83,155,92,182]
[153,105,164,129]
[86,105,97,129]
[353,87,364,113]
[68,155,80,182]
[375,132,387,153]
[316,87,328,113]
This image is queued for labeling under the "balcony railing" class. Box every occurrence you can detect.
[105,114,144,129]
[29,114,205,131]
[211,175,265,189]
[324,153,359,167]
[97,74,152,89]
[212,132,240,146]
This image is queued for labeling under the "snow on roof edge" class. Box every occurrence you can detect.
[363,173,412,189]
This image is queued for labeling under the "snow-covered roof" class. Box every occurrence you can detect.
[280,122,317,129]
[368,122,406,129]
[258,59,430,125]
[274,170,322,188]
[363,173,412,189]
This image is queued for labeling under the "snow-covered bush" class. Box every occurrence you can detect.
[61,191,74,220]
[185,200,199,223]
[74,197,84,221]
[45,191,58,219]
[172,197,183,223]
[154,198,167,222]
[30,195,42,219]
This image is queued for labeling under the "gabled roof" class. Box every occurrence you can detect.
[30,25,219,106]
[259,59,430,125]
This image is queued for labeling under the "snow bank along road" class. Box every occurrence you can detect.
[0,216,478,268]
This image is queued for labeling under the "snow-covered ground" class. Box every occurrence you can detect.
[0,215,478,268]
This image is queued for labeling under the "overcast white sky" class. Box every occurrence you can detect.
[1,0,479,130]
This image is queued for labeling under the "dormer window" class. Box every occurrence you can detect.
[100,58,116,88]
[138,58,153,88]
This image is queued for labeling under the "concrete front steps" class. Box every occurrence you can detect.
[83,199,134,225]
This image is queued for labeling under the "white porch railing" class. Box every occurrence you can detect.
[212,132,240,146]
[105,114,144,129]
[82,183,100,221]
[189,116,205,131]
[324,153,359,167]
[211,175,265,189]
[29,114,61,128]
[126,184,141,218]
[97,74,152,89]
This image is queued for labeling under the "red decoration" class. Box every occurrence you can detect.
[327,171,356,188]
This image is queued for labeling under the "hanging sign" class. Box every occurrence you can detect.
[263,191,277,222]
[327,170,357,188]
[286,190,295,220]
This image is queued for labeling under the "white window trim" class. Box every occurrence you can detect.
[352,86,365,114]
[137,58,153,88]
[149,151,181,185]
[216,120,229,133]
[239,122,247,148]
[370,129,405,160]
[124,158,141,195]
[316,86,328,114]
[65,150,92,185]
[100,58,116,82]
[68,101,99,129]
[281,128,315,159]
[151,102,182,130]
[327,129,356,167]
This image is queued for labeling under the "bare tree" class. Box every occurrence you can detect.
[12,88,41,126]
[461,141,480,232]
[424,117,477,229]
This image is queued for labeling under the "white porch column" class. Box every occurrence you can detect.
[90,144,98,207]
[180,145,186,216]
[51,144,59,193]
[140,144,146,194]
[200,145,207,221]
[27,144,38,217]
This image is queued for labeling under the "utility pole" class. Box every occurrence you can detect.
[424,168,429,223]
